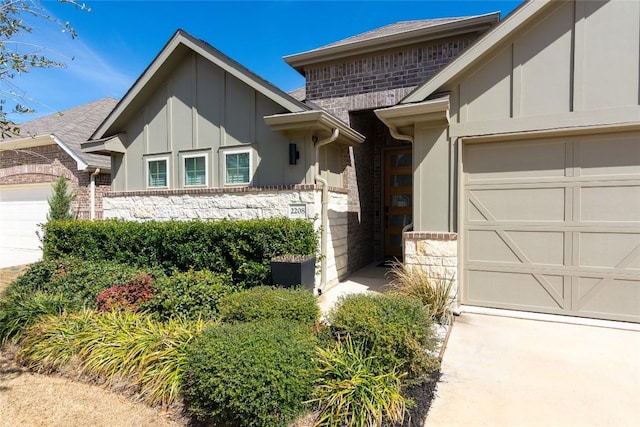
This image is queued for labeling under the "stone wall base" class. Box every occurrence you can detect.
[404,231,459,310]
[103,186,349,288]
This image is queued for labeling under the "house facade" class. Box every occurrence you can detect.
[376,0,640,323]
[0,98,115,264]
[84,17,493,291]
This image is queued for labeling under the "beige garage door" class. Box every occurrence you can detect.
[462,131,640,323]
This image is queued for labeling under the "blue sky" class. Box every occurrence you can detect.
[7,0,522,123]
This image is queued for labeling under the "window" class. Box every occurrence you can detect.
[147,157,168,188]
[183,154,207,186]
[224,150,251,185]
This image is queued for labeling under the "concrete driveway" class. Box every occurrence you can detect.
[426,310,640,426]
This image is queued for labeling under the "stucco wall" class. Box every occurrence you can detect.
[104,185,349,287]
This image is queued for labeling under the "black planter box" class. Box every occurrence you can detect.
[270,255,316,290]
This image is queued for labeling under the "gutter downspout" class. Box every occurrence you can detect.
[387,127,414,262]
[314,128,339,294]
[90,168,100,220]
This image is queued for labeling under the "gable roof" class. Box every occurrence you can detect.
[284,12,500,74]
[1,98,117,170]
[402,0,548,103]
[91,30,311,140]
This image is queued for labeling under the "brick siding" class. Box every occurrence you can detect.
[0,144,111,219]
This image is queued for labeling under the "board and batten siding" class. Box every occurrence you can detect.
[444,0,640,135]
[112,51,317,192]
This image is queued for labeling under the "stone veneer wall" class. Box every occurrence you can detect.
[0,144,111,219]
[103,185,349,288]
[404,231,458,306]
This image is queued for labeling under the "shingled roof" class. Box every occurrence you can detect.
[284,13,500,74]
[4,98,117,169]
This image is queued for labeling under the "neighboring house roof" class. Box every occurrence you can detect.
[288,87,306,102]
[90,29,311,141]
[284,12,500,74]
[402,0,546,103]
[1,98,117,171]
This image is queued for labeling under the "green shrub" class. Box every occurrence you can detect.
[311,335,411,427]
[42,218,317,288]
[96,273,154,313]
[184,320,317,427]
[387,262,455,324]
[0,292,67,345]
[218,286,320,325]
[143,269,236,321]
[8,259,163,310]
[328,293,437,381]
[19,310,209,405]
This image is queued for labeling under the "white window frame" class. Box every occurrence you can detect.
[181,152,209,188]
[145,155,170,189]
[223,148,252,186]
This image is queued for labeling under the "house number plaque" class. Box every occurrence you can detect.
[288,204,307,219]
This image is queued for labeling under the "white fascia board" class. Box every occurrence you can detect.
[402,0,551,103]
[52,135,88,171]
[264,110,365,145]
[0,134,88,171]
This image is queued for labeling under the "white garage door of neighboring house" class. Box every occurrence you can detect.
[462,131,640,323]
[0,183,52,265]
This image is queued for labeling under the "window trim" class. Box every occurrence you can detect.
[145,155,170,189]
[181,152,209,188]
[223,148,252,186]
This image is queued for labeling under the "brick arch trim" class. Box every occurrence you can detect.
[0,163,76,185]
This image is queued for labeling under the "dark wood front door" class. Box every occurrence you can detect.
[384,149,412,258]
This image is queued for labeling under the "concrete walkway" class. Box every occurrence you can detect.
[317,263,391,314]
[426,311,640,427]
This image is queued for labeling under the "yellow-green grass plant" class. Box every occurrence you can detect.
[387,262,455,324]
[19,310,211,406]
[310,335,411,427]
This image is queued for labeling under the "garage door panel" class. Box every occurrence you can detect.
[576,277,640,321]
[463,132,640,323]
[466,270,566,310]
[578,136,640,177]
[579,185,640,222]
[578,233,640,270]
[465,140,566,181]
[469,187,566,222]
[468,230,566,266]
[0,184,51,253]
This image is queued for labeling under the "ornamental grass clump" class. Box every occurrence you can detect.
[310,335,411,427]
[387,262,455,324]
[18,310,209,405]
[0,292,67,345]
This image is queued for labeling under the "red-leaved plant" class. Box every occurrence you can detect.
[96,273,153,312]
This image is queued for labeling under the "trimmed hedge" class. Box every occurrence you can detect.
[184,320,317,427]
[328,293,437,382]
[42,218,317,288]
[218,286,320,325]
[143,269,236,321]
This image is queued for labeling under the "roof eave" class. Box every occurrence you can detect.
[81,133,126,155]
[375,97,450,134]
[264,111,365,146]
[284,12,500,74]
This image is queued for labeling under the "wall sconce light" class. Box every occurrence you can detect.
[289,143,300,165]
